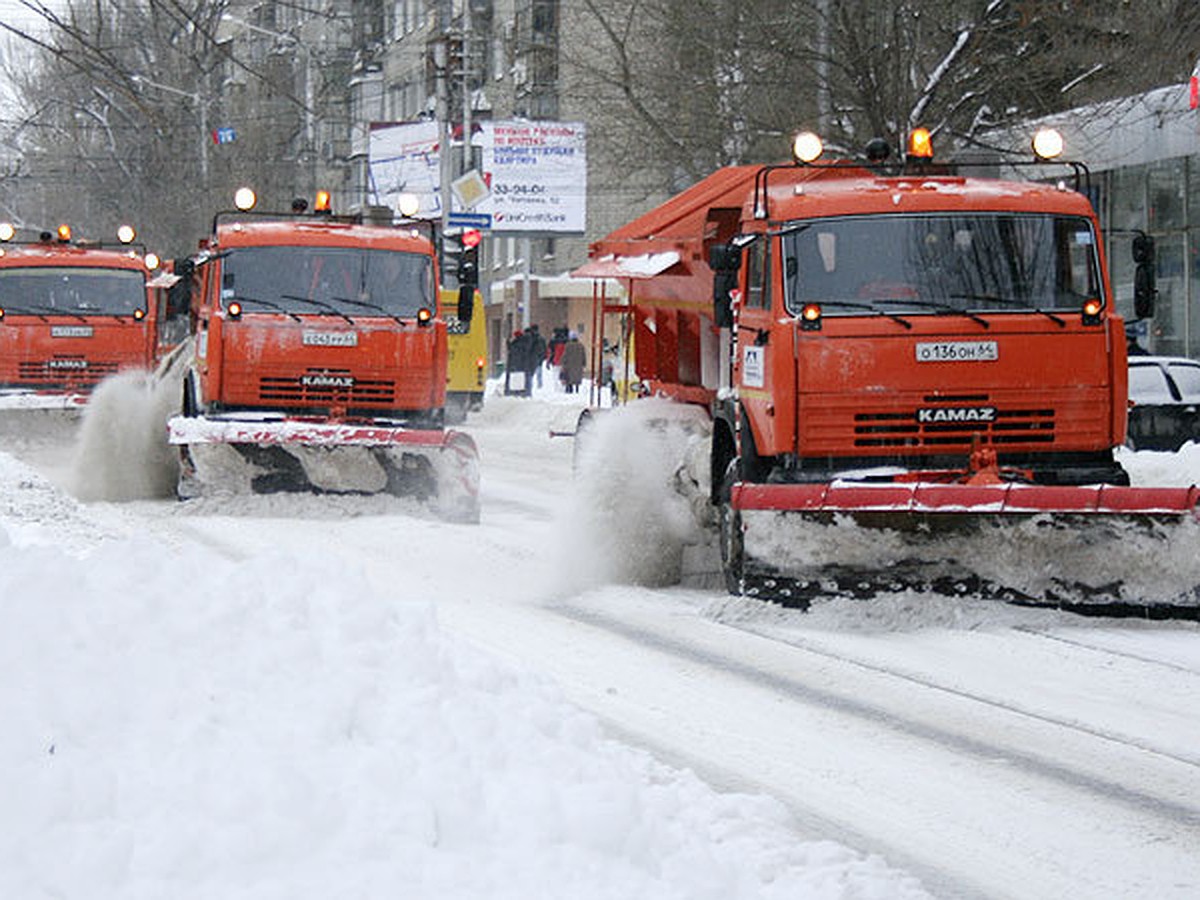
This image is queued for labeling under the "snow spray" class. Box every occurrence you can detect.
[556,399,710,590]
[67,345,189,501]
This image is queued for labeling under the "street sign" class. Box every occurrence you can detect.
[447,212,492,229]
[451,169,491,210]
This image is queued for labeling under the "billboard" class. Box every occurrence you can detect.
[367,120,442,219]
[477,121,586,234]
[367,120,586,235]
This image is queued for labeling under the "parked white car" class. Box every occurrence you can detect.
[1126,355,1200,451]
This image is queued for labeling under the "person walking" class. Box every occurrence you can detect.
[505,330,529,396]
[559,331,586,394]
[526,323,547,392]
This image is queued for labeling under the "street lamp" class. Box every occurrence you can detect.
[220,12,316,189]
[130,73,211,183]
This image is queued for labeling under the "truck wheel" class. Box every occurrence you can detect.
[717,460,745,595]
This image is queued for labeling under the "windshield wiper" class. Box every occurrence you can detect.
[806,300,913,329]
[277,294,355,326]
[946,293,1066,327]
[873,298,991,329]
[0,302,90,323]
[0,303,50,322]
[330,295,407,325]
[280,293,356,325]
[228,294,302,322]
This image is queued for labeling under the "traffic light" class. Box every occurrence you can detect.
[458,228,481,288]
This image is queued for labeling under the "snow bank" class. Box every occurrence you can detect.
[0,450,927,900]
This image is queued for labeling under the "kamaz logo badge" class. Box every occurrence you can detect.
[300,373,354,388]
[917,406,996,424]
[48,358,88,370]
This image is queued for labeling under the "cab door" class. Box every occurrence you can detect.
[734,235,780,458]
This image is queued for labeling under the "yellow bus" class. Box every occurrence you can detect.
[443,286,486,424]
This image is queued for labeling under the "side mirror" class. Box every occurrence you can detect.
[1134,264,1156,319]
[167,258,194,317]
[1132,233,1156,319]
[457,287,475,329]
[709,243,741,328]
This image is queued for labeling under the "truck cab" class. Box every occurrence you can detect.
[714,158,1130,490]
[0,223,167,410]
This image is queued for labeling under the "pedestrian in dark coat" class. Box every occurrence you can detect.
[559,331,586,394]
[527,323,547,391]
[505,330,529,395]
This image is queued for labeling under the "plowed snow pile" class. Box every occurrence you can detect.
[0,450,928,900]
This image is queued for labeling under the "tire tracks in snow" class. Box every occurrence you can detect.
[556,601,1200,830]
[1015,624,1200,676]
[726,622,1200,771]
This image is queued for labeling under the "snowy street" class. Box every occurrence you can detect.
[1,385,1198,898]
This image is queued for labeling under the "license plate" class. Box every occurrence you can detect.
[915,340,998,362]
[302,330,359,347]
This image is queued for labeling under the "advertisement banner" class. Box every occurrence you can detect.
[367,121,442,219]
[479,121,586,234]
[366,119,587,233]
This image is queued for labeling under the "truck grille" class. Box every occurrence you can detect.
[853,396,1055,448]
[259,369,396,407]
[18,359,118,386]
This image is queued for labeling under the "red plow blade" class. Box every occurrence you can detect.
[167,414,480,522]
[726,482,1200,615]
[734,482,1200,518]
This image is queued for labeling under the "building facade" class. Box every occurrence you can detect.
[1022,84,1200,358]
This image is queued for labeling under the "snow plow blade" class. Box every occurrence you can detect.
[167,414,480,523]
[726,482,1200,615]
[0,389,88,412]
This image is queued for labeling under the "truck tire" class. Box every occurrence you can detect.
[717,460,745,595]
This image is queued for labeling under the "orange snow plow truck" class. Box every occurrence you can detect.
[0,222,172,412]
[576,128,1200,614]
[166,191,480,522]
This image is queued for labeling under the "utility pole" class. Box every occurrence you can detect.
[435,38,451,234]
[816,0,831,133]
[462,0,472,175]
[131,73,209,186]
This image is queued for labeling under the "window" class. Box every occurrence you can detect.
[221,247,433,317]
[744,237,769,308]
[1109,165,1147,232]
[1129,364,1173,402]
[1167,362,1200,399]
[782,213,1101,316]
[1153,235,1187,357]
[0,267,145,315]
[1148,159,1186,230]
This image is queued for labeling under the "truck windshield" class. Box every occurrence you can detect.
[782,213,1101,316]
[221,246,433,318]
[0,266,146,315]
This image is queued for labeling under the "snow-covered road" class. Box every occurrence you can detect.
[2,389,1199,898]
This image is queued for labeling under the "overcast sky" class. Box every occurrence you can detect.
[1,1,55,33]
